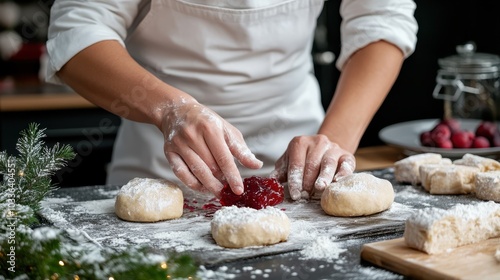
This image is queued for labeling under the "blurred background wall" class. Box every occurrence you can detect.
[2,0,500,186]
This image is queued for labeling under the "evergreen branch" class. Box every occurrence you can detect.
[1,123,76,214]
[0,151,7,174]
[0,226,199,279]
[16,123,46,170]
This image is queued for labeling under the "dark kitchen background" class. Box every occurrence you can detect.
[1,0,500,186]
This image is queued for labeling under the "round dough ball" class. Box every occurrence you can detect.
[115,178,183,222]
[211,206,290,248]
[320,173,394,217]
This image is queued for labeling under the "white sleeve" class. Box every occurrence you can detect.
[45,0,142,84]
[336,0,418,70]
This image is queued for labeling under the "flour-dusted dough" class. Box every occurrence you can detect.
[454,153,500,172]
[211,206,290,248]
[475,171,500,202]
[320,173,394,217]
[115,178,183,222]
[496,249,500,262]
[404,201,500,254]
[419,160,453,191]
[421,164,479,194]
[394,153,445,185]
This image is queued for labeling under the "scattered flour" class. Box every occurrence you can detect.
[300,235,347,262]
[358,266,401,279]
[80,199,115,214]
[39,207,69,226]
[397,186,435,201]
[197,265,237,279]
[97,187,120,197]
[41,196,73,207]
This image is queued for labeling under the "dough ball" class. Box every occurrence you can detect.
[115,177,183,222]
[320,173,394,217]
[211,206,290,248]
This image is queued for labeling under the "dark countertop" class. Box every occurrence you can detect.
[41,168,480,280]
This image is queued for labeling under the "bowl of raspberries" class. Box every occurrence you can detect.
[419,118,500,149]
[379,118,500,158]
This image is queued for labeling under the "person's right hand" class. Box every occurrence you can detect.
[160,98,263,197]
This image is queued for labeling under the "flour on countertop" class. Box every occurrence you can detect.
[300,235,347,262]
[79,199,115,215]
[97,187,120,197]
[41,196,73,206]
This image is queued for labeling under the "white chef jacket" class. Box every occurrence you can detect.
[46,0,417,186]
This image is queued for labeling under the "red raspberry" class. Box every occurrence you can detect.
[472,136,491,148]
[430,124,451,145]
[476,121,498,143]
[420,131,435,147]
[493,132,500,147]
[219,176,285,209]
[436,139,453,149]
[451,131,474,148]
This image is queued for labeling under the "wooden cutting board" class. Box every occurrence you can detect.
[361,237,500,280]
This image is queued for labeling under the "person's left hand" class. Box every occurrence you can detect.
[270,134,356,200]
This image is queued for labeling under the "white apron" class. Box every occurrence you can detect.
[107,0,326,186]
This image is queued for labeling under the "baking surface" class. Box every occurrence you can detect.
[361,237,500,280]
[39,189,409,265]
[39,169,480,266]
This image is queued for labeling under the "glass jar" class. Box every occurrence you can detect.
[432,42,500,121]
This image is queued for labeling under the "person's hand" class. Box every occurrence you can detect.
[271,134,356,200]
[160,99,263,197]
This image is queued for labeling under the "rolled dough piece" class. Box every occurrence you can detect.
[421,164,479,194]
[475,171,500,202]
[211,206,290,248]
[496,249,500,262]
[320,173,394,217]
[418,160,453,191]
[115,177,183,222]
[454,153,500,172]
[394,153,444,185]
[404,201,500,254]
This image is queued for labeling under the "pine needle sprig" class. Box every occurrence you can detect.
[0,123,76,214]
[0,151,8,173]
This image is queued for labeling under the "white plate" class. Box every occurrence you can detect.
[378,119,500,159]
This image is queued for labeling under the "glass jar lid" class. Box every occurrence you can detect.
[438,42,500,74]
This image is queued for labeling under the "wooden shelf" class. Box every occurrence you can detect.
[0,92,95,111]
